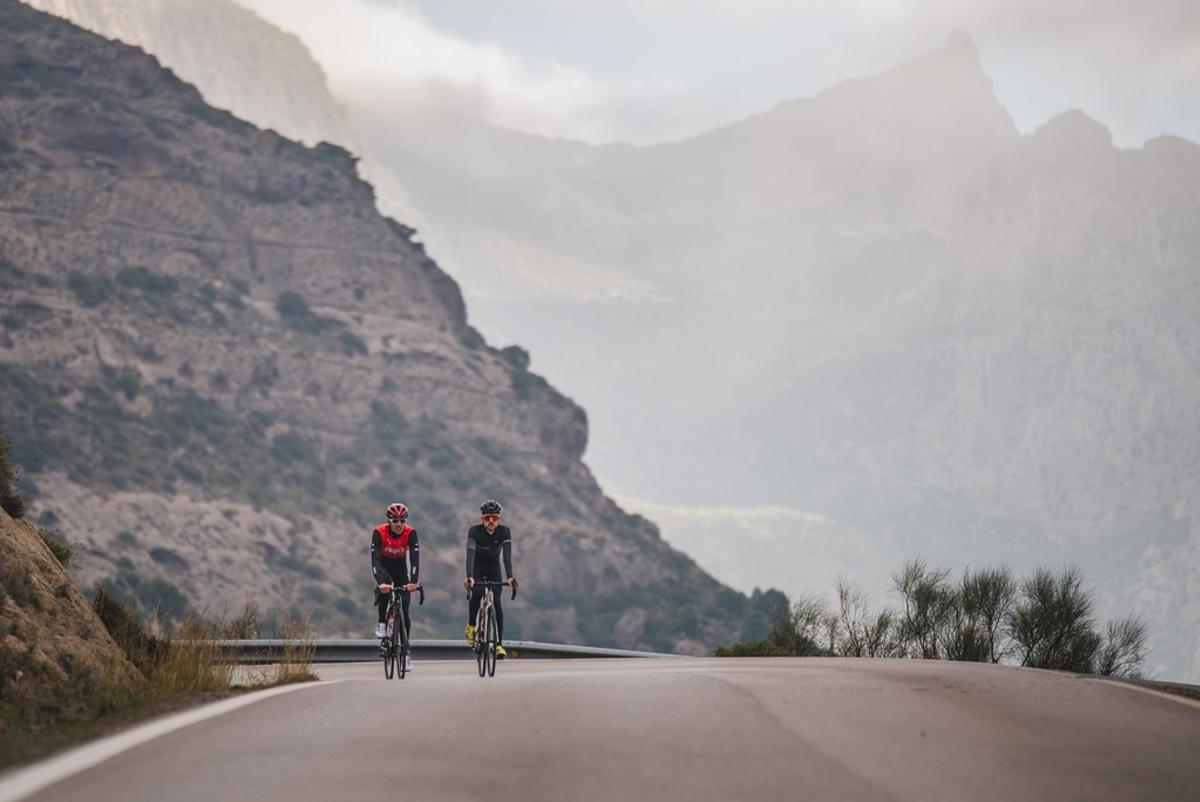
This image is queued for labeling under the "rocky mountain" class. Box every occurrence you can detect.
[0,0,780,654]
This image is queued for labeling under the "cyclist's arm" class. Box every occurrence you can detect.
[370,531,393,585]
[465,533,476,578]
[502,538,513,580]
[409,528,420,583]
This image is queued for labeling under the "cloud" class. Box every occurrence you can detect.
[235,0,654,143]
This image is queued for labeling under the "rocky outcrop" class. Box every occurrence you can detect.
[0,0,774,653]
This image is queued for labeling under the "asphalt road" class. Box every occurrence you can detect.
[19,658,1200,801]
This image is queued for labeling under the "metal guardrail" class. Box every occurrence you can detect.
[216,639,682,663]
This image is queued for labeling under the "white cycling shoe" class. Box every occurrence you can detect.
[404,655,413,672]
[375,623,387,639]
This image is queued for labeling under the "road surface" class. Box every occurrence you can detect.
[14,658,1200,801]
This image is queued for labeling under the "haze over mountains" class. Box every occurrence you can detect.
[17,1,1200,680]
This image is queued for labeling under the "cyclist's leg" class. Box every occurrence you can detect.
[468,581,484,625]
[400,590,412,637]
[376,589,388,624]
[493,590,504,645]
[480,565,504,644]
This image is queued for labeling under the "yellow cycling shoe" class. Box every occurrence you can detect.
[464,624,475,645]
[495,645,507,659]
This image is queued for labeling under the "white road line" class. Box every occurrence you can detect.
[1087,678,1200,712]
[0,680,344,802]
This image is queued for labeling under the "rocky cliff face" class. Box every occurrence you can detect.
[0,0,773,653]
[24,0,352,149]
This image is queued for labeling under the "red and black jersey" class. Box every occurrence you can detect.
[370,523,420,585]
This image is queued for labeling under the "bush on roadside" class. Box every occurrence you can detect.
[714,640,791,657]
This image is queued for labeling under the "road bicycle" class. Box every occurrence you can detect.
[469,580,516,678]
[381,583,424,680]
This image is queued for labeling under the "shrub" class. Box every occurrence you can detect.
[115,367,142,401]
[893,558,955,659]
[715,640,791,657]
[276,291,336,334]
[38,529,72,566]
[0,425,25,519]
[1006,566,1100,673]
[92,586,167,675]
[116,266,178,296]
[339,330,368,356]
[67,270,112,307]
[270,431,313,465]
[1094,615,1149,678]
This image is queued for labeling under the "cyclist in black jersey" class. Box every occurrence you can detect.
[371,502,420,671]
[464,499,518,657]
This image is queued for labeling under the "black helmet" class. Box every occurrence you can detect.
[480,499,503,516]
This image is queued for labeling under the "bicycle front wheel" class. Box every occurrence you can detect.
[398,625,409,680]
[475,606,489,677]
[384,633,395,680]
[485,607,498,678]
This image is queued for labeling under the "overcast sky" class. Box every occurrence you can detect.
[237,0,1199,147]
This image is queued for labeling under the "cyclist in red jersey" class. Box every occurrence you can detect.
[371,502,420,671]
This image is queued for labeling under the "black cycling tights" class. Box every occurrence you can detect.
[377,589,411,636]
[468,565,504,644]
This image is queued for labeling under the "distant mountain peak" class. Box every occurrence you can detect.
[943,30,981,63]
[1033,109,1114,149]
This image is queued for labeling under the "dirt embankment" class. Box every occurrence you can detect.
[0,507,141,736]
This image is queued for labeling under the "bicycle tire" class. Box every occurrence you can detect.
[476,610,487,677]
[398,621,409,680]
[384,606,398,680]
[485,606,497,677]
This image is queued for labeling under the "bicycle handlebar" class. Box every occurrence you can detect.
[467,580,518,600]
[379,583,425,605]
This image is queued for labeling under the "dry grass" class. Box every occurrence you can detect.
[149,616,235,695]
[274,611,318,685]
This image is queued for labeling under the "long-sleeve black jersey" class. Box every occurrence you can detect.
[465,523,513,579]
[371,527,420,585]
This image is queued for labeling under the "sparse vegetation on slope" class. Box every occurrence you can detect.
[0,515,318,769]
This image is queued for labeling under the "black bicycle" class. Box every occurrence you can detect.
[469,580,516,678]
[381,584,424,680]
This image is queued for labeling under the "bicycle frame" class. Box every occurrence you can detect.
[469,581,515,678]
[382,584,424,680]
